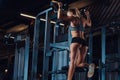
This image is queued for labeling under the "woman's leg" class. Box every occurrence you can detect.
[75,47,82,66]
[80,46,89,67]
[81,46,88,63]
[76,46,95,78]
[76,46,89,67]
[81,46,95,78]
[67,43,80,80]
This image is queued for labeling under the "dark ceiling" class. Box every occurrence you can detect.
[89,0,120,27]
[0,0,50,28]
[0,0,78,32]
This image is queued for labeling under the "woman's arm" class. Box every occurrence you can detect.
[75,8,81,18]
[57,2,70,21]
[85,10,92,27]
[57,2,63,19]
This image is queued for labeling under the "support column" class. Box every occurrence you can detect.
[13,35,22,80]
[31,7,52,80]
[42,11,51,80]
[101,26,106,80]
[13,35,30,80]
[23,36,30,80]
[118,71,120,80]
[118,32,120,55]
[118,32,120,80]
[88,31,93,80]
[31,18,40,80]
[88,31,93,63]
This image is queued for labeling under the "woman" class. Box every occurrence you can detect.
[77,9,95,78]
[57,2,95,80]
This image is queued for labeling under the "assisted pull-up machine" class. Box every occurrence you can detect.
[30,1,120,80]
[31,5,93,80]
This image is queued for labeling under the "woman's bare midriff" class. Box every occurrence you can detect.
[71,31,84,38]
[70,18,85,39]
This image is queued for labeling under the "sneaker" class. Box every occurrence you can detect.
[87,63,95,78]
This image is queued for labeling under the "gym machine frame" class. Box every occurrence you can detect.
[30,7,53,80]
[13,35,30,80]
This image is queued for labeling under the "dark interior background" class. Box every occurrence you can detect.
[0,0,120,80]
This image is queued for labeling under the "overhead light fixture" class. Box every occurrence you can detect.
[20,13,36,19]
[20,13,64,26]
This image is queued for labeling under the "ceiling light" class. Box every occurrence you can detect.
[20,13,64,26]
[20,13,36,19]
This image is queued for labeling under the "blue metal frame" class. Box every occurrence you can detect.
[118,32,120,56]
[118,72,120,80]
[13,35,22,80]
[88,31,93,80]
[118,32,120,80]
[88,31,93,63]
[31,7,53,80]
[18,45,24,79]
[42,11,51,80]
[50,43,69,50]
[101,27,106,80]
[23,36,30,80]
[31,17,40,80]
[13,35,30,80]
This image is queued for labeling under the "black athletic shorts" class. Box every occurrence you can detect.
[71,37,83,44]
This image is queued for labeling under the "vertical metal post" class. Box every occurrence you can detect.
[31,7,52,80]
[14,35,30,80]
[52,23,57,80]
[23,36,30,80]
[18,42,21,80]
[101,26,106,80]
[19,47,25,80]
[53,24,56,43]
[88,31,93,63]
[13,35,21,80]
[118,32,120,55]
[118,72,120,80]
[52,52,56,80]
[53,23,59,43]
[118,32,120,80]
[88,31,93,80]
[31,18,40,80]
[42,11,51,80]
